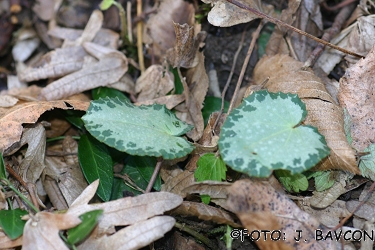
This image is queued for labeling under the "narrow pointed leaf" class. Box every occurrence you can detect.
[82,97,194,159]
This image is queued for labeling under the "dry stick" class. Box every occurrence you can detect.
[136,0,145,73]
[332,180,375,231]
[227,21,264,115]
[303,3,356,68]
[145,158,163,193]
[321,0,357,12]
[226,0,363,58]
[212,28,247,132]
[127,1,133,43]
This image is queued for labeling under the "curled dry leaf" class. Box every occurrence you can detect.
[78,216,176,250]
[253,54,359,174]
[22,212,81,250]
[338,44,375,152]
[161,170,195,198]
[135,65,174,102]
[171,201,241,228]
[0,100,89,153]
[227,179,335,249]
[40,42,128,100]
[143,0,195,60]
[201,0,274,27]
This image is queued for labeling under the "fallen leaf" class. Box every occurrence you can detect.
[171,201,241,228]
[201,0,274,27]
[143,0,195,60]
[77,216,176,250]
[161,170,195,198]
[338,44,375,152]
[253,54,359,174]
[0,100,88,153]
[135,65,174,102]
[39,42,128,101]
[0,95,18,107]
[226,179,335,249]
[135,94,185,109]
[22,212,81,250]
[0,231,23,249]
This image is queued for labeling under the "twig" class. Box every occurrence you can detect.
[126,1,133,43]
[175,222,217,249]
[227,21,264,115]
[304,3,356,68]
[226,0,363,58]
[332,180,375,231]
[321,0,358,12]
[213,27,247,132]
[136,0,145,72]
[145,157,163,193]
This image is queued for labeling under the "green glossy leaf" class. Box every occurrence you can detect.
[202,96,229,126]
[0,209,28,240]
[195,153,226,182]
[67,209,103,245]
[99,0,114,10]
[64,110,85,130]
[82,97,194,159]
[359,143,375,181]
[274,169,308,193]
[78,134,113,201]
[92,87,129,101]
[128,156,161,191]
[313,171,335,192]
[218,90,330,177]
[0,152,6,179]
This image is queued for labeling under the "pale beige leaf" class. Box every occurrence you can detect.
[40,43,128,101]
[32,0,58,21]
[161,170,194,198]
[171,201,241,228]
[0,95,18,107]
[0,231,23,249]
[227,179,335,249]
[135,65,174,102]
[143,0,195,59]
[108,73,135,94]
[70,179,99,207]
[12,28,40,62]
[338,44,375,152]
[201,0,273,27]
[0,100,89,153]
[135,94,185,109]
[68,192,182,233]
[253,54,359,174]
[78,216,175,250]
[19,46,87,82]
[22,212,81,250]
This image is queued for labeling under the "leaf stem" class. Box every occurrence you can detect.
[0,178,39,213]
[145,158,163,193]
[226,0,363,58]
[112,1,127,46]
[175,222,217,249]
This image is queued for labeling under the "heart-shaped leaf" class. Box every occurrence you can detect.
[218,90,330,177]
[82,97,194,159]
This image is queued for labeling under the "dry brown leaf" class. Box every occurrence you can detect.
[0,99,88,153]
[227,179,335,249]
[78,216,176,250]
[22,212,81,250]
[169,232,205,250]
[201,0,274,27]
[166,23,206,69]
[135,95,185,109]
[135,65,174,102]
[40,42,128,100]
[68,181,182,234]
[338,44,375,152]
[143,0,195,60]
[0,231,23,249]
[32,0,58,21]
[171,201,241,228]
[161,170,195,198]
[253,54,359,174]
[19,46,88,82]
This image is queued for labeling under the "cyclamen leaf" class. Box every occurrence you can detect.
[218,90,330,177]
[82,97,194,159]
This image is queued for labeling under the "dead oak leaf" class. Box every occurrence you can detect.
[0,100,89,153]
[22,212,81,250]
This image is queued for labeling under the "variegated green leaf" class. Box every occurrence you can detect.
[82,97,194,159]
[218,90,330,178]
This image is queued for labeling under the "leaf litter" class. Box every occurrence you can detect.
[1,0,375,249]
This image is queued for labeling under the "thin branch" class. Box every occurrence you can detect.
[145,158,163,193]
[136,0,145,72]
[228,21,264,115]
[226,0,363,58]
